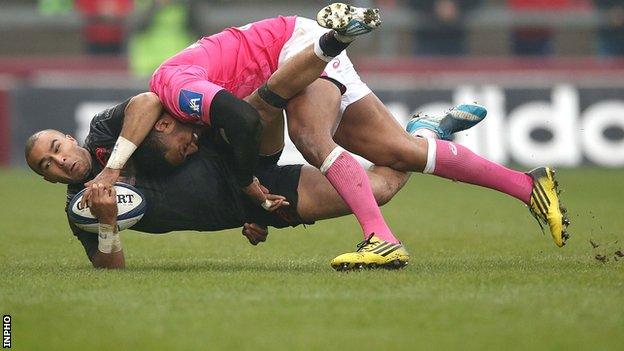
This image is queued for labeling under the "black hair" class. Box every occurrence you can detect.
[132,130,177,176]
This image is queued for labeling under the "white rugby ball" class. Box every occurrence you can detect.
[67,182,146,233]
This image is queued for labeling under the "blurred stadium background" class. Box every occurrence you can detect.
[2,0,624,168]
[1,1,624,350]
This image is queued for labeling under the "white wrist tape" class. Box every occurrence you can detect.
[261,199,273,211]
[106,136,137,170]
[111,234,122,253]
[98,223,121,254]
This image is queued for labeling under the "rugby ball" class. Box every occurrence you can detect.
[67,182,146,233]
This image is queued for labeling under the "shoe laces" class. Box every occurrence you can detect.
[355,234,378,252]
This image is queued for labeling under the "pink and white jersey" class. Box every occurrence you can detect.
[149,16,297,125]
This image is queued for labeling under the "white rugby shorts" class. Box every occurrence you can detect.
[277,17,372,114]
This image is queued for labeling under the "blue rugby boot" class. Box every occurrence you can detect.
[406,103,487,140]
[317,3,381,38]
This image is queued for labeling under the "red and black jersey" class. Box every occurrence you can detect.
[65,101,306,261]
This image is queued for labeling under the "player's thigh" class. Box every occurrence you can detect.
[285,79,342,165]
[335,93,428,172]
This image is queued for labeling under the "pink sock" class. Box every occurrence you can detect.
[425,139,533,204]
[322,148,399,243]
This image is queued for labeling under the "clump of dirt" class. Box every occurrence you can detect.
[590,239,623,264]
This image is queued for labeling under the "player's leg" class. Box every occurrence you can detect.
[296,164,411,271]
[269,3,380,101]
[246,2,381,127]
[338,98,532,202]
[296,165,410,223]
[286,78,402,249]
[244,45,330,129]
[335,93,570,246]
[334,93,429,171]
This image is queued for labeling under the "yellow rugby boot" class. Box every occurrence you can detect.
[331,235,409,271]
[527,167,570,247]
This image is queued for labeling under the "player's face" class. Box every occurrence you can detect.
[27,130,92,184]
[157,116,199,166]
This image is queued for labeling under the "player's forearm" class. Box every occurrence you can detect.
[107,92,162,169]
[91,250,125,269]
[211,91,262,187]
[93,221,124,269]
[228,121,262,187]
[121,92,162,144]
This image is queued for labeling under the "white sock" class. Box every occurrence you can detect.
[423,138,437,174]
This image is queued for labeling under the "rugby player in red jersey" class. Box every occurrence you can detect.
[25,110,412,269]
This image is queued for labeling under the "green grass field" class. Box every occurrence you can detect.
[1,168,623,350]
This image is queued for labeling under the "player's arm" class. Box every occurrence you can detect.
[91,248,125,269]
[85,92,162,188]
[86,184,125,269]
[210,90,262,188]
[210,90,287,210]
[70,220,125,269]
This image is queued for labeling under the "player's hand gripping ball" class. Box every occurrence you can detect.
[67,182,146,233]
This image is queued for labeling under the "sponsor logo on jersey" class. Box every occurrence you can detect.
[179,89,203,118]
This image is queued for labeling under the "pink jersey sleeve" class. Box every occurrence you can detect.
[149,65,223,125]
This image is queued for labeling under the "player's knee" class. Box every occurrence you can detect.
[375,188,392,207]
[373,177,396,206]
[368,166,409,206]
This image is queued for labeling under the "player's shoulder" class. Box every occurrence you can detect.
[83,98,132,149]
[90,98,131,127]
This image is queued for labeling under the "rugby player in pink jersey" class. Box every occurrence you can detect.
[86,3,569,271]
